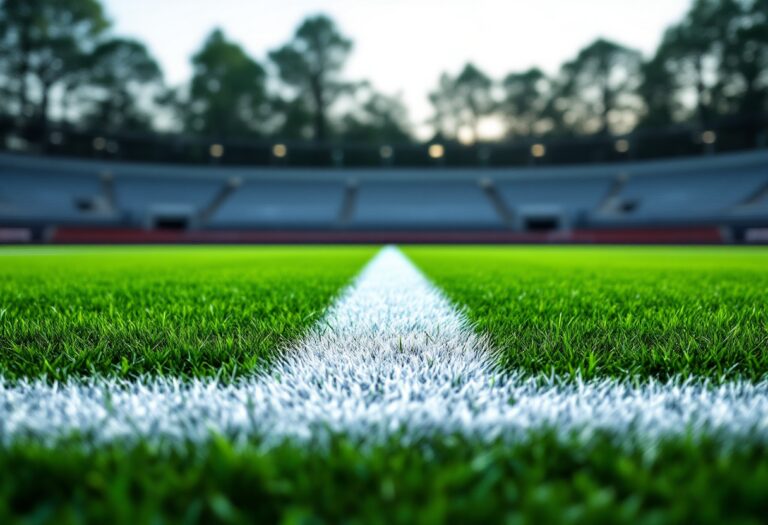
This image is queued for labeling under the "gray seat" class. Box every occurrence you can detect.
[619,169,766,219]
[115,177,221,222]
[495,178,610,216]
[351,181,501,228]
[209,181,345,227]
[0,170,115,223]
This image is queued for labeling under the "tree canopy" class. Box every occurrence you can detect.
[0,0,109,132]
[185,29,268,138]
[0,0,766,147]
[269,15,355,142]
[81,38,162,131]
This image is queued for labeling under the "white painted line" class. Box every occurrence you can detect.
[2,246,768,449]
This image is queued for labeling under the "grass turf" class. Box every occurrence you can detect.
[3,435,768,525]
[0,246,375,381]
[2,245,768,523]
[407,246,768,381]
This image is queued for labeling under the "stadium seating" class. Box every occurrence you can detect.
[115,177,223,228]
[351,178,501,228]
[609,171,764,220]
[589,151,768,226]
[208,179,346,228]
[1,150,766,236]
[0,155,117,225]
[493,177,611,229]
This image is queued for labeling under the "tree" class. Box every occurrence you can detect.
[637,54,677,128]
[428,73,463,140]
[658,0,724,126]
[269,15,355,142]
[428,63,494,142]
[341,86,411,143]
[0,53,12,117]
[654,0,768,127]
[184,29,269,138]
[267,96,313,140]
[716,0,768,116]
[80,38,163,131]
[557,38,643,135]
[500,68,552,138]
[0,0,108,132]
[453,63,494,142]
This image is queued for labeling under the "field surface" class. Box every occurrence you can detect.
[0,247,375,380]
[406,246,768,380]
[1,245,767,524]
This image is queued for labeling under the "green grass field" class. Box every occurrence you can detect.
[0,247,375,380]
[1,246,767,524]
[3,435,767,525]
[407,246,768,381]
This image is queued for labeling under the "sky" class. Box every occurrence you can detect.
[104,0,692,139]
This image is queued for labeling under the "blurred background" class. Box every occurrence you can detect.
[0,0,766,244]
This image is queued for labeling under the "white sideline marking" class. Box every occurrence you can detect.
[2,246,768,449]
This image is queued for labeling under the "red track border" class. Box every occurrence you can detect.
[50,227,726,245]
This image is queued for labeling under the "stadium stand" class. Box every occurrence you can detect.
[494,177,612,230]
[731,183,768,218]
[208,178,347,229]
[0,158,118,226]
[591,153,768,225]
[0,150,766,243]
[115,177,225,229]
[351,178,501,229]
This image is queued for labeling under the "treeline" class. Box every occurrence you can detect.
[0,0,766,148]
[0,0,411,145]
[431,0,768,143]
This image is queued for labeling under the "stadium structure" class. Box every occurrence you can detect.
[1,148,767,244]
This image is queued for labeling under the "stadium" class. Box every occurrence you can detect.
[1,0,768,523]
[2,147,768,244]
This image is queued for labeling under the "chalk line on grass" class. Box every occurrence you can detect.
[2,246,768,449]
